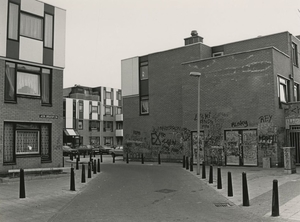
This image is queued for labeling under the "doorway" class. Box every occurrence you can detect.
[289,125,300,164]
[224,129,258,166]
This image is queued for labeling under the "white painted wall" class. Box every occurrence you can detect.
[121,57,139,97]
[83,100,90,119]
[53,7,66,68]
[65,98,73,128]
[21,0,43,16]
[0,0,7,57]
[19,37,43,63]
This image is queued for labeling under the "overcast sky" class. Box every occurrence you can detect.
[41,0,300,89]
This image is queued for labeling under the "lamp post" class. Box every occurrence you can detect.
[190,71,201,175]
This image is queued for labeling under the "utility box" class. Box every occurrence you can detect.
[283,147,296,174]
[262,157,271,168]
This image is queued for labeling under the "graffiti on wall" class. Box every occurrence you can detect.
[231,120,248,128]
[151,126,191,155]
[257,115,277,157]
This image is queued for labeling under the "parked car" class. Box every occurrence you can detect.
[99,145,113,155]
[76,145,94,155]
[109,146,124,157]
[62,145,79,157]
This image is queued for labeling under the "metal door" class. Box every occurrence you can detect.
[289,125,300,164]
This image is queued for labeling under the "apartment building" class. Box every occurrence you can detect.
[121,30,300,167]
[63,85,123,148]
[0,0,66,173]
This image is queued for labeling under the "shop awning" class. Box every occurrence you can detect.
[64,129,79,137]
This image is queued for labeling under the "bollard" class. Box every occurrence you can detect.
[76,157,79,170]
[242,172,250,206]
[186,157,189,170]
[100,153,103,162]
[217,168,222,189]
[93,159,97,174]
[70,167,75,191]
[81,164,86,183]
[209,165,213,184]
[97,159,101,172]
[70,153,73,161]
[190,157,193,172]
[141,154,144,164]
[271,179,279,217]
[89,152,92,162]
[19,169,26,198]
[228,172,233,197]
[158,152,161,165]
[113,154,115,163]
[88,162,92,178]
[183,155,186,168]
[77,154,80,162]
[202,162,206,179]
[126,153,129,164]
[62,156,64,168]
[83,151,86,158]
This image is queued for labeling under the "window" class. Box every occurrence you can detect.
[4,62,52,104]
[78,120,83,130]
[116,107,122,114]
[294,83,299,101]
[292,42,298,67]
[116,91,122,100]
[140,62,148,80]
[79,102,83,112]
[141,97,149,114]
[140,59,149,115]
[3,122,51,163]
[105,106,112,115]
[116,122,123,130]
[20,13,43,40]
[103,121,113,132]
[278,77,289,103]
[104,137,113,146]
[106,91,111,99]
[89,121,100,131]
[8,3,19,40]
[16,130,39,154]
[44,14,53,48]
[92,106,98,113]
[212,52,224,57]
[5,62,16,102]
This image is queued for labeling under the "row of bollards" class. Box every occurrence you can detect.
[183,156,280,217]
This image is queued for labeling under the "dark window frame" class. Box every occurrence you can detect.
[4,61,52,105]
[44,12,54,49]
[7,1,20,41]
[292,42,298,67]
[20,11,44,41]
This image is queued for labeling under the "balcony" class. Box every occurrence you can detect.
[115,114,123,121]
[116,129,123,137]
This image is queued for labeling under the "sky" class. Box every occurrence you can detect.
[41,0,300,90]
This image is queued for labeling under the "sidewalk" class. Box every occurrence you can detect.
[186,164,300,221]
[0,156,106,222]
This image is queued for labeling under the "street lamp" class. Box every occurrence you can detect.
[190,71,201,175]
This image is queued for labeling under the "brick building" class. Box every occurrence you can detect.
[0,0,66,173]
[63,85,123,148]
[121,31,300,167]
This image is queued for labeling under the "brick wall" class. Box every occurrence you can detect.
[0,59,64,173]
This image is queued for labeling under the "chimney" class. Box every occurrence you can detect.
[184,30,203,45]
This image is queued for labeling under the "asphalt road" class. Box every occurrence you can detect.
[48,162,275,222]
